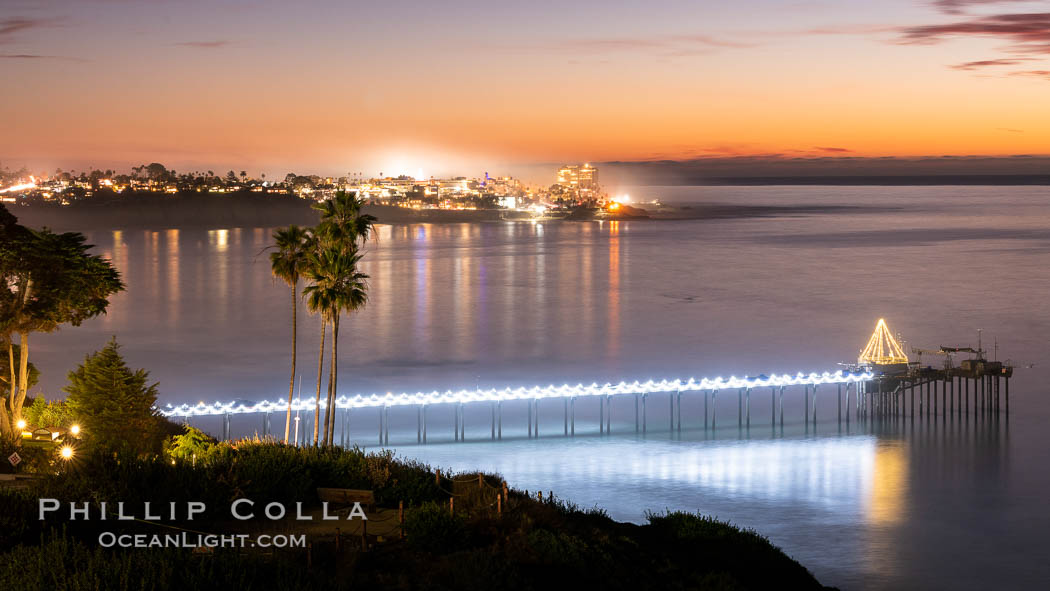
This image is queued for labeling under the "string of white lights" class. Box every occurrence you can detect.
[159,370,874,417]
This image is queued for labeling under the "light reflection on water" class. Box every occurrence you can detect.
[388,429,901,588]
[29,186,1050,590]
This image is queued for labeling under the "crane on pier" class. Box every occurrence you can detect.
[911,347,953,370]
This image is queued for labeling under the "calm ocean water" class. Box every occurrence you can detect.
[31,186,1050,590]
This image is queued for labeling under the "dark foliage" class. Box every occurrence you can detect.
[0,443,830,590]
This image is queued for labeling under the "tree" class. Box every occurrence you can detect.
[310,191,376,445]
[312,191,378,252]
[302,274,331,447]
[269,225,312,444]
[0,206,125,442]
[23,395,72,429]
[132,163,169,182]
[0,344,38,401]
[64,338,161,455]
[165,425,214,463]
[303,248,368,445]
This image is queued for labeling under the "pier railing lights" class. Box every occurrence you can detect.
[157,369,874,418]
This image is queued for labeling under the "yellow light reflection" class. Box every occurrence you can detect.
[607,221,620,356]
[867,443,908,526]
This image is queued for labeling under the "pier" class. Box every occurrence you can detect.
[162,319,1012,445]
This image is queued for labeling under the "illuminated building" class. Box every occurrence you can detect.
[556,164,598,190]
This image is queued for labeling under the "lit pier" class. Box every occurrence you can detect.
[161,319,1013,445]
[162,370,874,444]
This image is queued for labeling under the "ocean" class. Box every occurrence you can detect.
[29,185,1050,589]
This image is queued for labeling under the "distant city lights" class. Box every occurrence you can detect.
[0,177,37,193]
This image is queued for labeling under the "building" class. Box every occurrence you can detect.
[556,164,598,190]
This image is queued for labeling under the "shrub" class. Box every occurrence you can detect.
[405,501,466,553]
[645,510,774,547]
[0,441,53,474]
[164,425,215,463]
[524,528,588,567]
[23,396,72,430]
[0,531,327,591]
[377,457,444,505]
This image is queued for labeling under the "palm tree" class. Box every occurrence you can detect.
[303,274,332,447]
[312,190,378,254]
[303,248,368,446]
[269,226,311,444]
[309,191,377,445]
[327,254,368,445]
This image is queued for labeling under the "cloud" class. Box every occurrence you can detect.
[899,12,1050,55]
[932,1,1041,16]
[0,17,54,43]
[668,35,757,49]
[1,53,85,61]
[174,40,230,49]
[803,24,901,36]
[814,146,854,153]
[1009,69,1050,79]
[950,57,1033,68]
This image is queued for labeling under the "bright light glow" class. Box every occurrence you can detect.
[159,369,875,418]
[70,424,81,436]
[608,202,620,211]
[0,176,36,194]
[858,318,908,365]
[60,446,74,460]
[16,419,27,430]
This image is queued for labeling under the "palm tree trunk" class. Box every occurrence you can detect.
[284,281,297,444]
[326,315,339,445]
[333,316,340,444]
[323,319,333,446]
[314,318,326,447]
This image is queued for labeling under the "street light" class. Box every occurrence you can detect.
[60,446,74,460]
[16,419,26,431]
[69,424,81,436]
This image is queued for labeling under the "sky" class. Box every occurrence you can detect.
[1,0,1049,179]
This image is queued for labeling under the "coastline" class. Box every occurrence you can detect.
[11,194,887,232]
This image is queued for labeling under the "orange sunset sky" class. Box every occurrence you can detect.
[2,0,1049,178]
